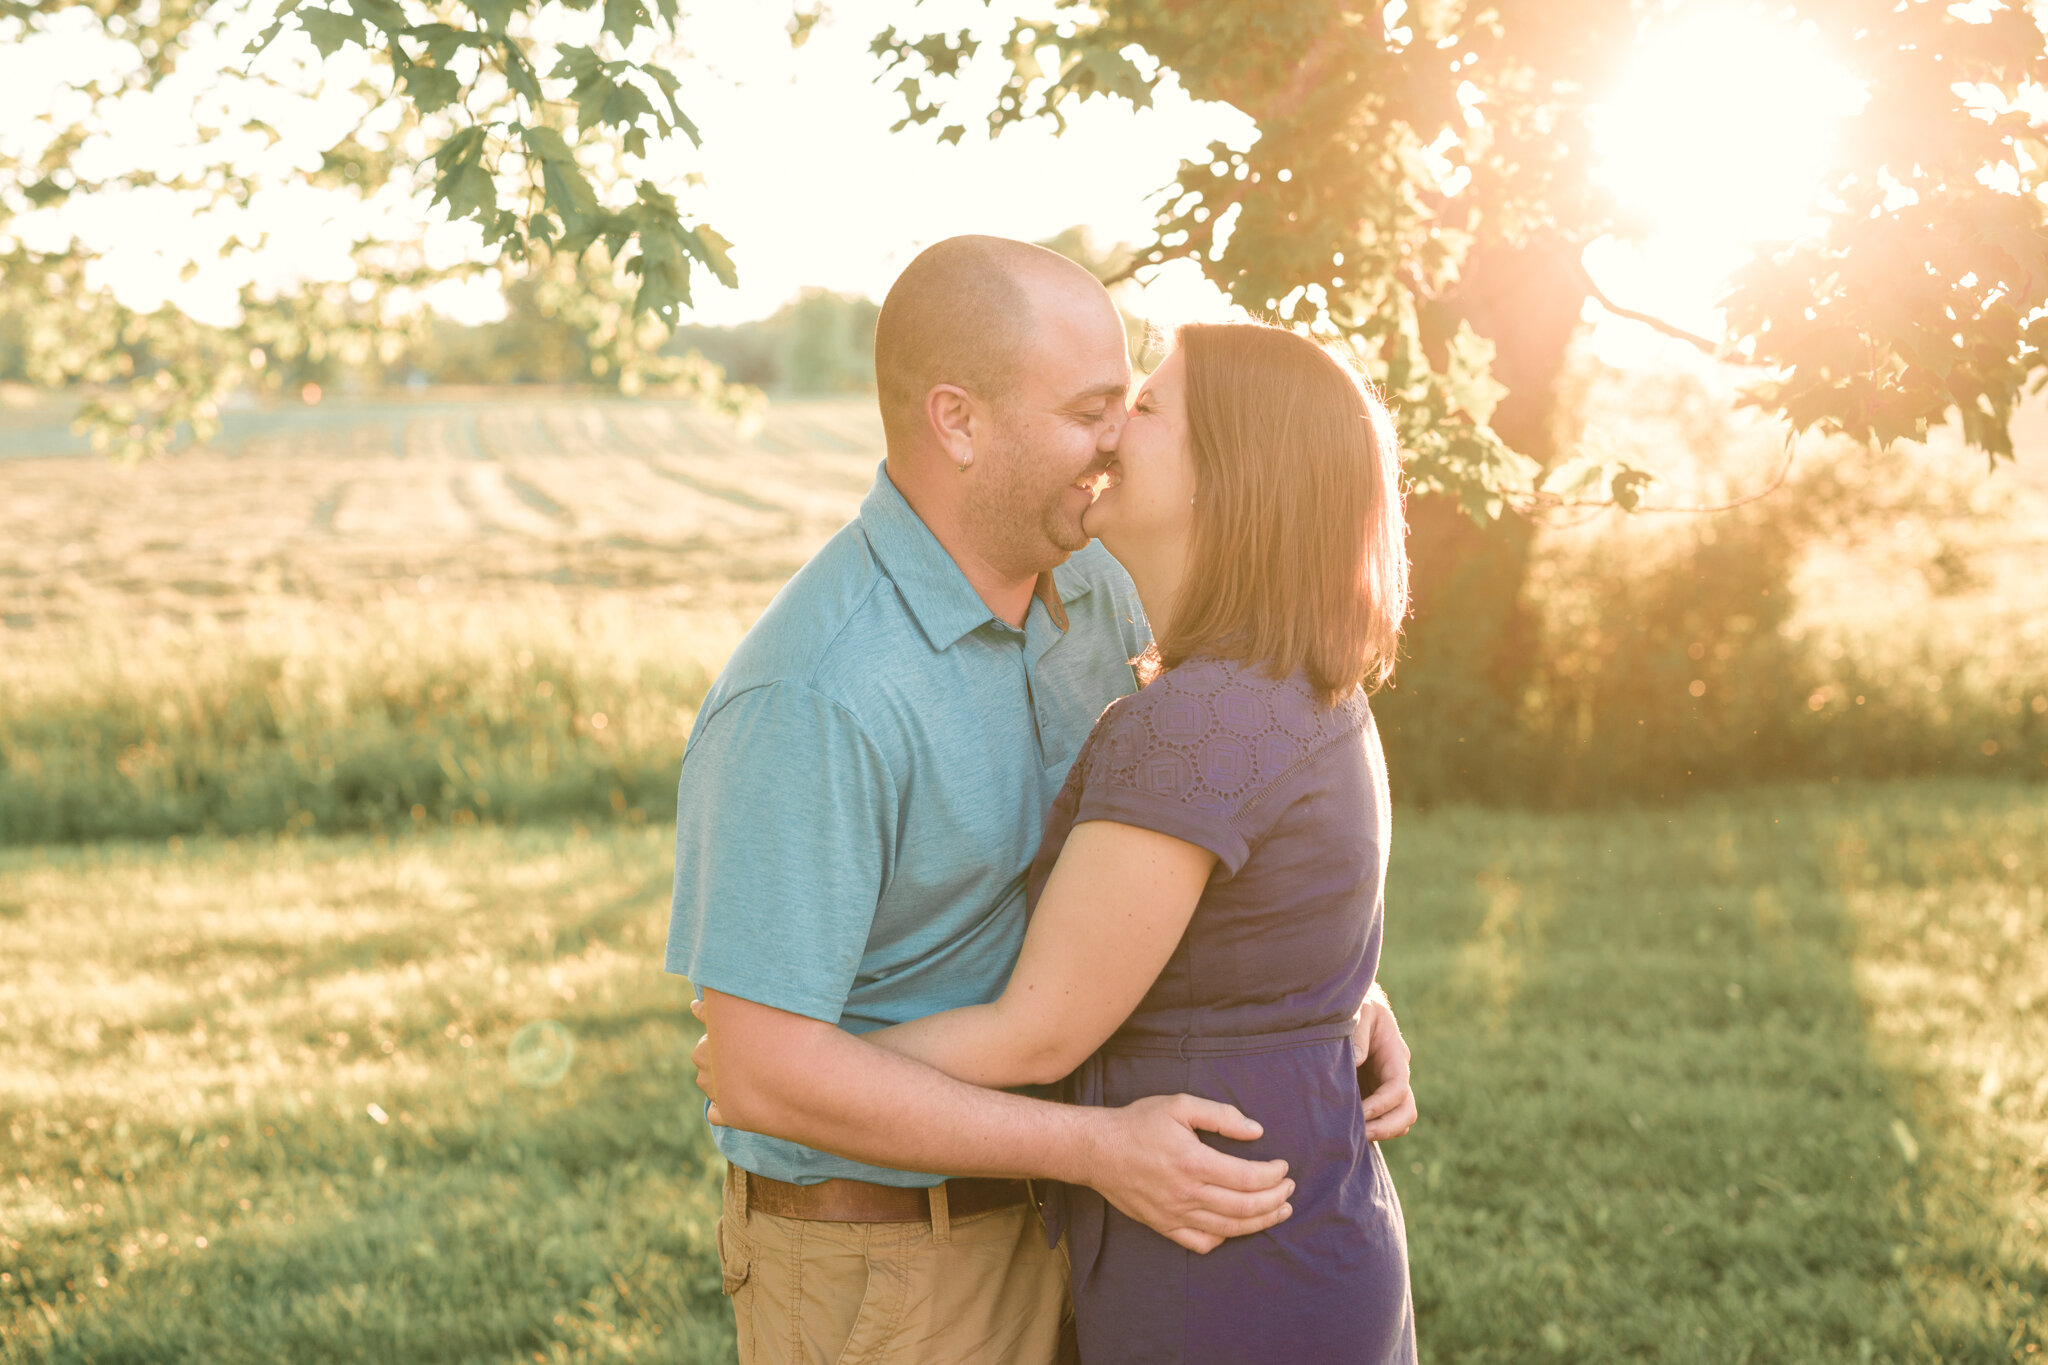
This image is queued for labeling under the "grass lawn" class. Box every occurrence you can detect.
[4,780,2044,1362]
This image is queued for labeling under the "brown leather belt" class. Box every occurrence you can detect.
[745,1171,1030,1224]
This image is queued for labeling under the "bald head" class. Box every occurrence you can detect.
[873,235,1112,452]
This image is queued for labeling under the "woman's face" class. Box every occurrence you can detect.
[1082,346,1197,563]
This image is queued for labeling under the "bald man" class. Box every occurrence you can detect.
[665,238,1395,1365]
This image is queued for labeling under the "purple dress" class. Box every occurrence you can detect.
[1027,656,1415,1365]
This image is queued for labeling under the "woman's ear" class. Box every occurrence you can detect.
[926,384,976,473]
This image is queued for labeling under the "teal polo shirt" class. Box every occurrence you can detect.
[666,463,1149,1187]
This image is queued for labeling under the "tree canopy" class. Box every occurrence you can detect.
[5,0,2045,507]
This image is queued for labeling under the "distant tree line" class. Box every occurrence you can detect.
[665,290,879,395]
[0,280,879,398]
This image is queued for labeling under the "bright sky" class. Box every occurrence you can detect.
[0,0,1875,361]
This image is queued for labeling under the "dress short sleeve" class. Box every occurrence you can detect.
[664,681,897,1024]
[1071,658,1365,881]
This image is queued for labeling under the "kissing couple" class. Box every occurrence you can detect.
[670,235,1418,1365]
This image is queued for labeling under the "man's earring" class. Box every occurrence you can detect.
[957,462,969,475]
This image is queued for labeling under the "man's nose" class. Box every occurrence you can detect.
[1099,404,1128,449]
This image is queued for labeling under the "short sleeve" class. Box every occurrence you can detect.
[664,682,897,1024]
[1071,662,1361,882]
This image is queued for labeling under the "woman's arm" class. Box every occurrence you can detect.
[863,820,1216,1088]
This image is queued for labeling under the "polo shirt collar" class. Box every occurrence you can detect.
[860,463,1096,652]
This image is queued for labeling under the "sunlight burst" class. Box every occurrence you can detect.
[1594,8,1868,249]
[1581,6,1870,355]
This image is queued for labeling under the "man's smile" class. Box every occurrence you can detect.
[1076,456,1123,500]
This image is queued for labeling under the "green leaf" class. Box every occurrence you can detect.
[245,0,307,57]
[680,222,738,289]
[1007,29,1044,83]
[409,22,477,67]
[598,81,656,132]
[1056,43,1154,110]
[518,124,576,164]
[549,45,607,98]
[402,62,462,114]
[298,8,367,56]
[463,0,516,31]
[601,0,650,46]
[1538,455,1609,499]
[502,41,543,105]
[1443,321,1508,426]
[551,45,658,138]
[428,126,497,227]
[890,76,941,132]
[627,226,694,321]
[789,5,822,48]
[1610,468,1656,512]
[346,0,407,36]
[641,65,701,146]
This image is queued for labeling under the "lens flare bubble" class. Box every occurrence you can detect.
[507,1019,574,1088]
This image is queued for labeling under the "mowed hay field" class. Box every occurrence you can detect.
[0,392,885,843]
[0,387,884,625]
[3,789,2045,1362]
[2,388,2045,1361]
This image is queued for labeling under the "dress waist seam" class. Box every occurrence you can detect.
[1101,1019,1355,1060]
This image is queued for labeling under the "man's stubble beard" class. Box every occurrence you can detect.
[962,422,1091,580]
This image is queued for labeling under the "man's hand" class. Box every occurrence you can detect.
[1353,992,1417,1142]
[693,995,1291,1253]
[1083,1094,1294,1254]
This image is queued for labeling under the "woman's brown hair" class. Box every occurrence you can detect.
[1157,322,1409,704]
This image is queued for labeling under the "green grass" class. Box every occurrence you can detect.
[1385,780,2047,1362]
[0,602,716,845]
[4,781,2042,1362]
[0,824,730,1363]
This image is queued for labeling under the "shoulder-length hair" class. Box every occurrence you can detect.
[1157,322,1409,705]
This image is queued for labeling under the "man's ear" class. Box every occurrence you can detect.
[926,384,976,472]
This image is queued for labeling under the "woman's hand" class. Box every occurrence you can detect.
[1352,992,1417,1142]
[689,997,728,1127]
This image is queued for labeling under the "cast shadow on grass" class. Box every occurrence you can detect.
[6,1058,735,1365]
[1380,781,2044,1364]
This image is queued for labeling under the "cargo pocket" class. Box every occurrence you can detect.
[715,1214,752,1297]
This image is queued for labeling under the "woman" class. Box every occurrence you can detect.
[848,321,1415,1364]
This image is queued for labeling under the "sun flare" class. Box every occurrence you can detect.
[1587,8,1869,342]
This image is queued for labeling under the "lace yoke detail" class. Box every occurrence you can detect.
[1083,657,1369,821]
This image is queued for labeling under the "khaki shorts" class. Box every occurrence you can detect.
[716,1164,1074,1365]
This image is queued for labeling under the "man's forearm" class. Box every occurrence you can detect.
[712,1009,1101,1183]
[699,990,1296,1252]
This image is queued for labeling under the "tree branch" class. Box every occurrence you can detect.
[1567,247,1759,365]
[1513,435,1800,519]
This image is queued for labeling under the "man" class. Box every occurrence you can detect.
[667,236,1416,1365]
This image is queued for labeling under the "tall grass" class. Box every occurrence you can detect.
[0,600,719,844]
[5,561,2042,843]
[1378,366,2048,805]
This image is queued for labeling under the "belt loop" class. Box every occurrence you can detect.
[928,1181,951,1245]
[732,1165,751,1228]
